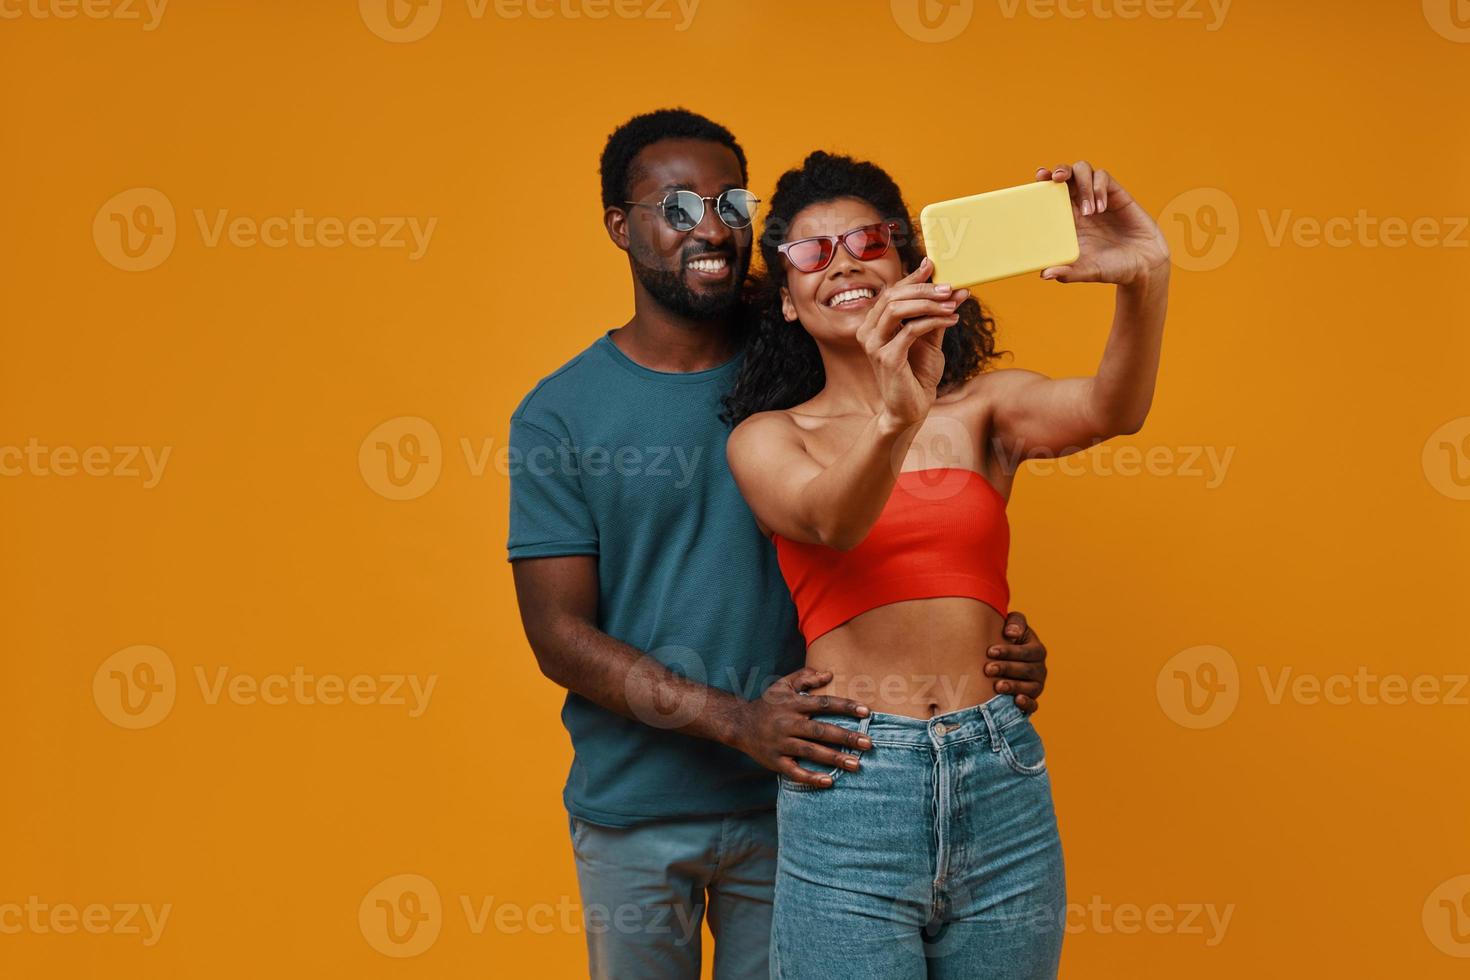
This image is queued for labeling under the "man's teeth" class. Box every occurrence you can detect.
[688,257,728,273]
[828,287,875,307]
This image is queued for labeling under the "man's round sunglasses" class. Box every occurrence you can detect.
[777,221,902,274]
[623,188,761,232]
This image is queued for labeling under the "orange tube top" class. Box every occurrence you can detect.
[769,468,1010,647]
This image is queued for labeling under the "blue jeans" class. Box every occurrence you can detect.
[772,693,1066,979]
[568,808,778,980]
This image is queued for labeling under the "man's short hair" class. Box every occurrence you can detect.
[599,108,748,210]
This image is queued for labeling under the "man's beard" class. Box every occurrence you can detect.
[631,247,749,320]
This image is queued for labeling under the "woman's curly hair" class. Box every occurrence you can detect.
[721,150,1005,427]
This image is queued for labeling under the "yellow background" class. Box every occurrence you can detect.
[3,0,1468,976]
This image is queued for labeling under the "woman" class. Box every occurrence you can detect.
[723,151,1170,978]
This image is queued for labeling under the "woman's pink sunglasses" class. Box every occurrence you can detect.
[777,221,902,274]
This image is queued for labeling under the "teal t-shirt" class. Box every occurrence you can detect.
[507,329,804,827]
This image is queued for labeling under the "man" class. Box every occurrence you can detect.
[508,108,1051,980]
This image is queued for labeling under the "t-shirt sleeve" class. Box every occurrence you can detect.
[507,414,598,561]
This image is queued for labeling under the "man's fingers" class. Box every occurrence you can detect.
[784,740,862,772]
[987,639,1045,663]
[795,719,872,751]
[790,667,834,692]
[1014,693,1040,716]
[1002,611,1031,643]
[792,692,871,718]
[777,758,834,788]
[986,658,1045,682]
[994,678,1044,700]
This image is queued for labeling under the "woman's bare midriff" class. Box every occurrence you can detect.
[803,596,1005,718]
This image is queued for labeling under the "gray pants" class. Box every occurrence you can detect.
[568,808,778,980]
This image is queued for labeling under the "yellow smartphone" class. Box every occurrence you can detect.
[918,180,1080,287]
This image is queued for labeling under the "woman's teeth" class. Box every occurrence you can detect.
[688,257,728,273]
[828,287,875,307]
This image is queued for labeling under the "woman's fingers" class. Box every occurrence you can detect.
[1038,160,1112,216]
[1070,160,1096,216]
[876,301,959,346]
[876,315,958,365]
[900,255,935,285]
[887,281,959,305]
[860,272,950,348]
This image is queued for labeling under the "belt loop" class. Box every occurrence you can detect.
[981,701,1003,752]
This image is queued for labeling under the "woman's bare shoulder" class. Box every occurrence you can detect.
[728,409,807,456]
[952,366,1049,408]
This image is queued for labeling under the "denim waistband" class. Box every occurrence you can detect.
[810,692,1027,748]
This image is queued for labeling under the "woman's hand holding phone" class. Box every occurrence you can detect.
[1035,161,1171,286]
[855,256,970,430]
